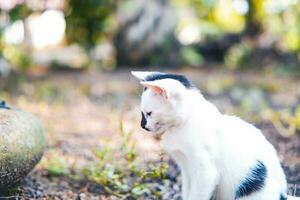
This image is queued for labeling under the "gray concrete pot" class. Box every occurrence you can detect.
[0,101,46,189]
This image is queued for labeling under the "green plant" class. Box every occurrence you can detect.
[2,45,33,71]
[82,121,169,199]
[181,47,204,67]
[65,0,118,50]
[225,42,253,69]
[40,150,69,176]
[263,107,300,137]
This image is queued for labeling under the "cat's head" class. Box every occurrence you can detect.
[132,71,195,134]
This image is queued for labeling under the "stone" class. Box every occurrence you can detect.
[0,102,46,189]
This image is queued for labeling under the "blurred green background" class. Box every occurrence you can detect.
[0,0,300,73]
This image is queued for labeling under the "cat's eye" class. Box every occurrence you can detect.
[146,112,152,117]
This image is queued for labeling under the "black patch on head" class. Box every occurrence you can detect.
[235,160,267,199]
[143,73,195,90]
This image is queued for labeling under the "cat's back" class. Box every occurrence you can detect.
[218,114,268,146]
[216,114,279,163]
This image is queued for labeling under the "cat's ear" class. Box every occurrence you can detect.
[140,79,184,100]
[131,71,157,81]
[141,81,168,98]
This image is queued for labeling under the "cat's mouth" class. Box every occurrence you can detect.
[142,125,164,134]
[153,127,163,134]
[141,121,169,134]
[153,123,168,134]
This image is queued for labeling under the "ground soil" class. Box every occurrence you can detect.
[0,69,299,199]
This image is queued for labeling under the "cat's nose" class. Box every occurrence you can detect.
[141,112,150,131]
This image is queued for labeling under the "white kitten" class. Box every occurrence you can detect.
[132,71,298,200]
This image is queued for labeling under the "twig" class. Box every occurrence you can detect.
[0,197,18,199]
[293,184,298,197]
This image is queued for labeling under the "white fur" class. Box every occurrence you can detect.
[132,71,297,200]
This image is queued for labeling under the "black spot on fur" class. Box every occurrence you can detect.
[0,100,10,109]
[235,160,267,199]
[280,193,287,200]
[144,73,195,89]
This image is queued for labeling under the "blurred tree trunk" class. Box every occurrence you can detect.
[243,0,262,38]
[114,0,180,67]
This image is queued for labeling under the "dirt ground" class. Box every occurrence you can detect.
[0,68,299,199]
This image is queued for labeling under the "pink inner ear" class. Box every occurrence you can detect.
[141,82,167,98]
